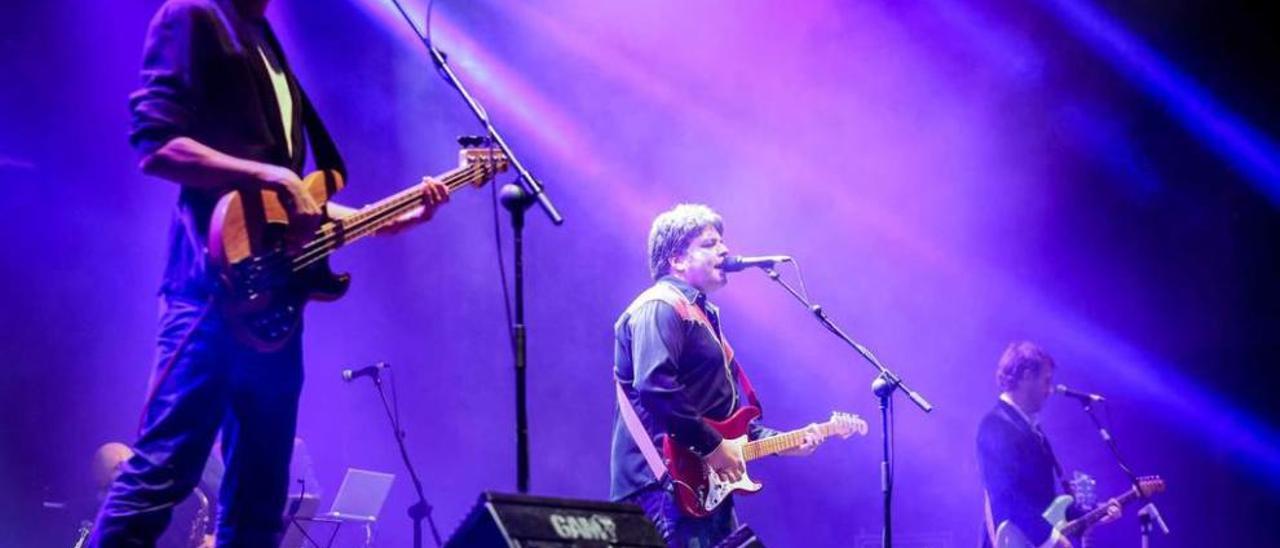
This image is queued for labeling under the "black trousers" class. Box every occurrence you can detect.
[91,295,304,547]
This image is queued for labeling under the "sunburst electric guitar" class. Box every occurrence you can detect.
[993,476,1165,548]
[209,144,508,351]
[664,407,869,517]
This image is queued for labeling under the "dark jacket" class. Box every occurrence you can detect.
[130,0,341,296]
[977,399,1063,546]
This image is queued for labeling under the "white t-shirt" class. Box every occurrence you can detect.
[254,30,294,156]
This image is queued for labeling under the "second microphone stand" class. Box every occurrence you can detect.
[368,369,443,548]
[762,266,933,548]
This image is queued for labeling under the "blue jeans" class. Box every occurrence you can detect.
[90,294,304,547]
[627,481,737,548]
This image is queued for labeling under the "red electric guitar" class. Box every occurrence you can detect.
[663,406,868,517]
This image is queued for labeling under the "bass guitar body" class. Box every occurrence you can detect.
[207,144,509,352]
[209,170,350,352]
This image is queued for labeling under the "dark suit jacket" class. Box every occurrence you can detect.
[130,0,344,297]
[977,399,1061,546]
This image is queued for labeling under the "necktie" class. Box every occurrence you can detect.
[1034,423,1066,484]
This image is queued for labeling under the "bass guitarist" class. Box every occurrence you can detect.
[91,0,449,544]
[610,204,829,547]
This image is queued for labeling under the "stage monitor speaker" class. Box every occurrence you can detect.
[444,491,665,547]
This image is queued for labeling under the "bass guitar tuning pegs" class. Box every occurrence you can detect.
[457,135,492,148]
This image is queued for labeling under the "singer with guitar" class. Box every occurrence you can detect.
[91,0,452,544]
[611,204,860,547]
[976,342,1121,548]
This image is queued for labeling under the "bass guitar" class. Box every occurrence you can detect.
[209,144,508,351]
[993,475,1165,548]
[664,406,868,517]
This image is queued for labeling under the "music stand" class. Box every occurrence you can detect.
[289,468,396,548]
[326,468,395,522]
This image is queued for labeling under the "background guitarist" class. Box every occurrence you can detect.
[976,341,1119,548]
[610,204,828,547]
[91,0,448,545]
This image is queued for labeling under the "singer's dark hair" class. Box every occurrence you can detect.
[996,341,1055,392]
[647,204,724,280]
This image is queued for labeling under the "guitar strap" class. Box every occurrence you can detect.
[615,381,668,479]
[296,85,347,184]
[613,281,765,481]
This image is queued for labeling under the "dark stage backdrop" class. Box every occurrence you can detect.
[2,1,1277,546]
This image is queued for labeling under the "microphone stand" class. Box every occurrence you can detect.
[367,369,443,548]
[501,184,536,493]
[386,0,564,493]
[761,267,933,548]
[1071,400,1168,546]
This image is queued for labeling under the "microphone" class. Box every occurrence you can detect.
[1055,384,1105,403]
[342,361,389,382]
[721,255,792,272]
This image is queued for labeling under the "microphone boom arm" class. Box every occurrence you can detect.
[761,267,933,412]
[388,0,563,225]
